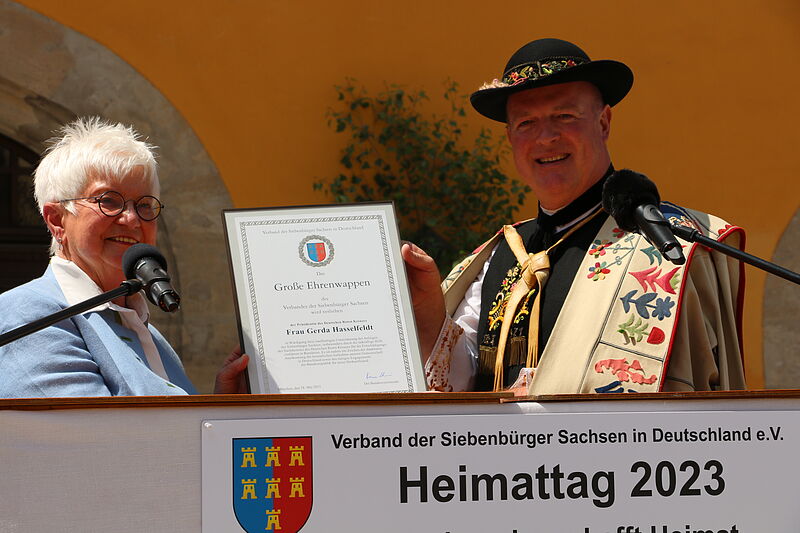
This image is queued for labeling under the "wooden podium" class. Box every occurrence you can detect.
[1,390,797,532]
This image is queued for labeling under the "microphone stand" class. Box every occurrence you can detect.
[671,224,800,286]
[0,279,143,348]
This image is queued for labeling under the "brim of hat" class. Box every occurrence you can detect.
[470,60,634,123]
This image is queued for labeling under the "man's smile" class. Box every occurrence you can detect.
[536,153,570,164]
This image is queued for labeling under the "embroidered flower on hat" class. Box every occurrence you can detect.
[478,78,510,90]
[501,58,583,86]
[476,58,587,92]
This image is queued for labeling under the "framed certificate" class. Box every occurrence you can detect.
[223,203,427,394]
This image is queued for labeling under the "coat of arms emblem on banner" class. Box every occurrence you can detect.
[233,437,313,533]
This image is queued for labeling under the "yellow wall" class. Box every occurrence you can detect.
[17,0,800,388]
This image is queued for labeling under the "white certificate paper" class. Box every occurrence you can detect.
[223,203,426,394]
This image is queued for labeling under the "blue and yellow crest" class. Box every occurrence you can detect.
[233,437,313,533]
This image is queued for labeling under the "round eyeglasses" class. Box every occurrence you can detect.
[60,190,164,221]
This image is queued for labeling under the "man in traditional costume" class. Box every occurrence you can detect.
[402,38,746,394]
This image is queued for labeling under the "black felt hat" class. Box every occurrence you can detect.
[470,38,633,123]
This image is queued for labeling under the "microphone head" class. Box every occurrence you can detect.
[122,243,167,280]
[602,169,661,232]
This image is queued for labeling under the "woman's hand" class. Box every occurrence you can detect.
[214,345,250,394]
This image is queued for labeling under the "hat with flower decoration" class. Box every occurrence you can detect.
[470,38,634,123]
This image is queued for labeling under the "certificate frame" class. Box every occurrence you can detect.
[222,202,426,394]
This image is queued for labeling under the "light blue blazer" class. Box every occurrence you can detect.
[0,267,197,397]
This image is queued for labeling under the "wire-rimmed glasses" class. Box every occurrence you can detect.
[60,190,164,221]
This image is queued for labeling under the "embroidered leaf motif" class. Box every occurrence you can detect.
[670,273,680,292]
[629,266,657,291]
[628,266,680,294]
[655,267,680,293]
[617,313,649,344]
[640,246,663,265]
[119,336,134,343]
[620,290,658,319]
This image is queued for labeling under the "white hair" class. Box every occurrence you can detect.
[34,117,160,254]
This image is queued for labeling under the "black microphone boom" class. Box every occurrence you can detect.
[122,244,181,312]
[602,170,800,287]
[602,169,685,265]
[0,279,142,348]
[0,245,178,348]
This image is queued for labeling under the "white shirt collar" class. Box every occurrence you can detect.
[50,256,168,379]
[554,201,603,234]
[540,202,603,235]
[51,256,150,323]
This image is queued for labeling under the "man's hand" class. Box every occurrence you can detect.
[214,346,250,394]
[401,242,446,358]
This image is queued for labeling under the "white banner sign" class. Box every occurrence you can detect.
[202,410,798,532]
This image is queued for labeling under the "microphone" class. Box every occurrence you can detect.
[602,169,685,265]
[122,244,181,312]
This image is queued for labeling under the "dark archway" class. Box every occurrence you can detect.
[0,133,49,292]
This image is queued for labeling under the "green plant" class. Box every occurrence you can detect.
[315,79,530,275]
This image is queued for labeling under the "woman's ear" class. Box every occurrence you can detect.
[42,202,66,244]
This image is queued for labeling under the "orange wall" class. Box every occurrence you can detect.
[17,0,800,387]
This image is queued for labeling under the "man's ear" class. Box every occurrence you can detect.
[600,105,612,140]
[42,202,66,243]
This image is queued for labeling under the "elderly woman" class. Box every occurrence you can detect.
[0,117,247,397]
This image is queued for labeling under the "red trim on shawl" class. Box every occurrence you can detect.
[658,224,746,391]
